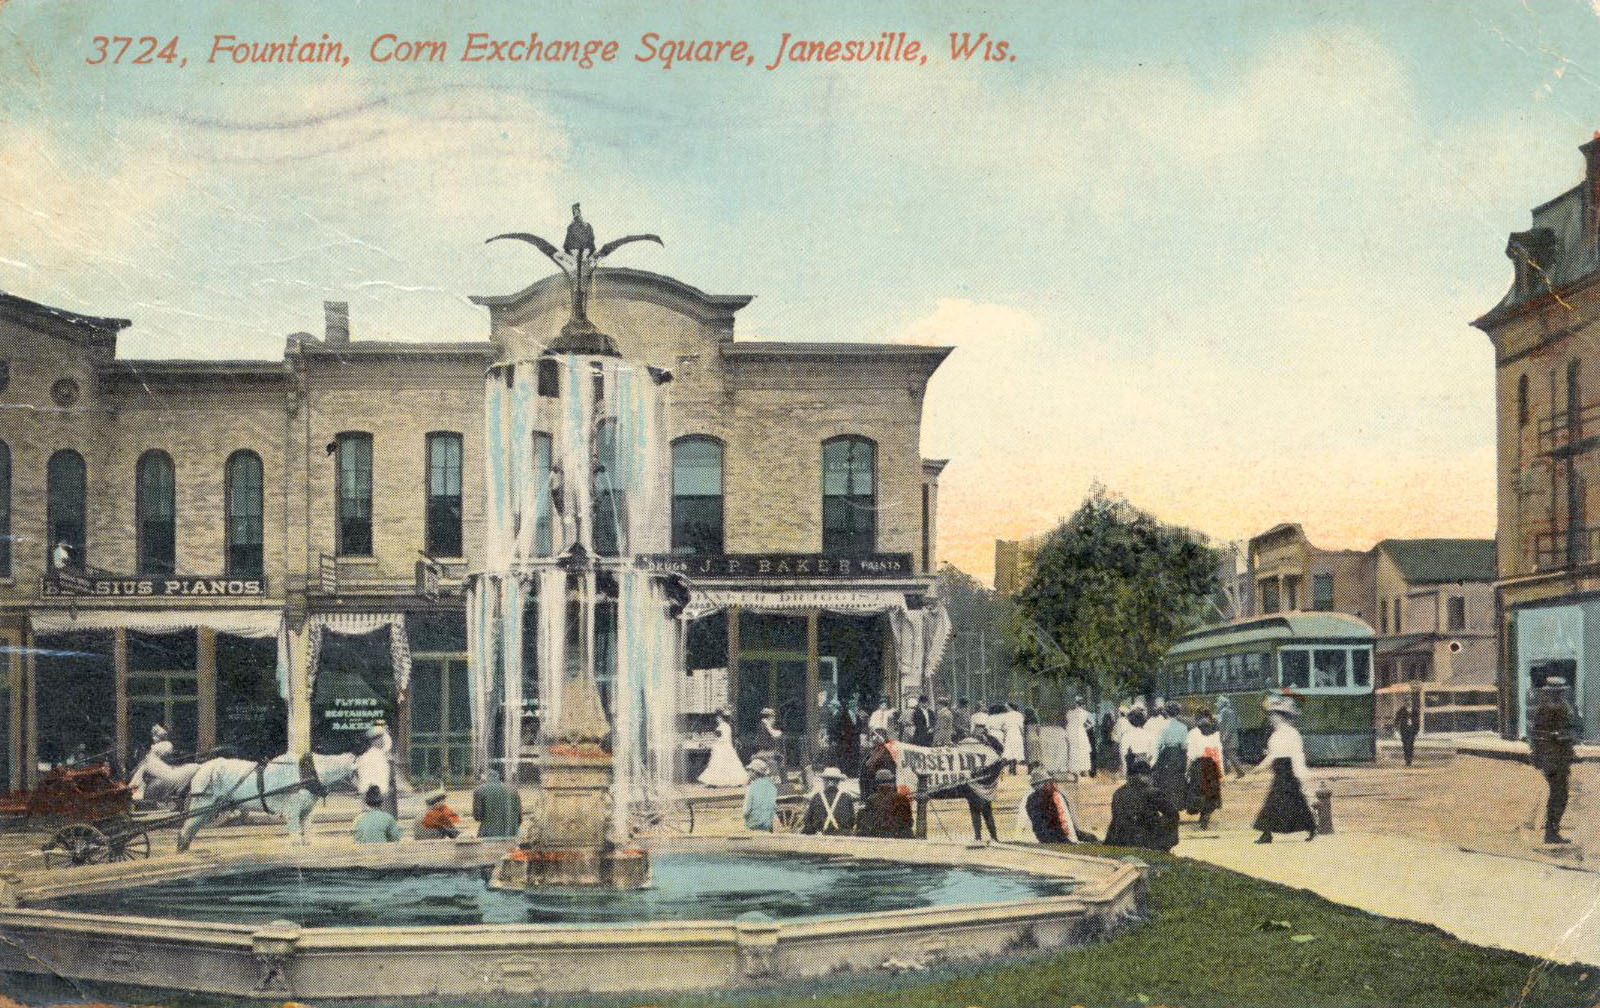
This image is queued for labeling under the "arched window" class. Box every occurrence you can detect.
[425,432,463,557]
[225,451,264,579]
[335,432,373,556]
[0,440,10,577]
[822,436,876,554]
[672,436,724,555]
[136,450,176,576]
[46,449,87,570]
[592,419,623,557]
[1518,374,1530,427]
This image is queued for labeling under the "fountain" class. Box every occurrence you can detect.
[0,208,1150,1005]
[473,205,675,889]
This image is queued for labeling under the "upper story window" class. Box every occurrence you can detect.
[135,450,176,577]
[1518,374,1530,428]
[593,419,623,557]
[671,436,724,555]
[0,440,10,578]
[1392,597,1402,635]
[47,449,87,570]
[1568,359,1582,431]
[1310,573,1334,611]
[425,432,463,557]
[225,451,264,580]
[822,436,876,554]
[1380,600,1389,635]
[1258,578,1280,615]
[1446,596,1466,632]
[335,432,373,557]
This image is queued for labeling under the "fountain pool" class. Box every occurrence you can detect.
[39,851,1076,927]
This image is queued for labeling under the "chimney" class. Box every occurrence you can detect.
[1582,131,1600,245]
[324,301,350,345]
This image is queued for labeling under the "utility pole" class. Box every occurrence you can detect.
[980,629,988,706]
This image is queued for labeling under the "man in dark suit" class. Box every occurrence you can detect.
[1531,679,1577,845]
[911,695,933,746]
[1395,699,1420,767]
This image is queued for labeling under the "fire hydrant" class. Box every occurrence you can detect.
[1314,783,1334,835]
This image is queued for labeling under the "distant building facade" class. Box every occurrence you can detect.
[1476,134,1600,743]
[993,535,1044,596]
[1244,525,1495,735]
[0,267,951,791]
[1371,540,1498,734]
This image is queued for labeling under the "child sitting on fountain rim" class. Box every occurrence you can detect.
[353,785,400,844]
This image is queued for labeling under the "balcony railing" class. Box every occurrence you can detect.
[1533,525,1600,572]
[1536,401,1600,457]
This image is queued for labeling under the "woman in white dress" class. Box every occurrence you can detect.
[698,710,748,788]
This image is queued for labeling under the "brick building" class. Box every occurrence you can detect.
[0,265,950,790]
[1476,134,1600,744]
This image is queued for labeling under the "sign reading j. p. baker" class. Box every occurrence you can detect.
[636,553,913,579]
[41,574,267,598]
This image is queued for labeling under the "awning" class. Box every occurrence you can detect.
[29,607,290,700]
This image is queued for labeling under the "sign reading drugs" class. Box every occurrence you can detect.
[887,740,1001,793]
[41,574,267,597]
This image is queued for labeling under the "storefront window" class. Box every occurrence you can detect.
[215,634,285,761]
[127,630,197,756]
[34,631,113,770]
[311,627,396,754]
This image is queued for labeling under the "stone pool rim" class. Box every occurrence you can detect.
[0,833,1147,1003]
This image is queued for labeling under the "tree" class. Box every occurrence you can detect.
[1012,485,1221,705]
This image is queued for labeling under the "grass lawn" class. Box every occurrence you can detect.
[643,844,1599,1008]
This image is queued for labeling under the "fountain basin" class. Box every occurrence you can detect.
[0,835,1146,1004]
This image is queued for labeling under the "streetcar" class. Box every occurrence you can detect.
[1159,611,1376,765]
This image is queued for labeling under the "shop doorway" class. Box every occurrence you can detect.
[736,651,806,767]
[408,655,472,787]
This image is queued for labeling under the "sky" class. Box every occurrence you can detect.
[2,0,1598,583]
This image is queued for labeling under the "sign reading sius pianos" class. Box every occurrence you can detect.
[41,573,267,598]
[636,553,913,579]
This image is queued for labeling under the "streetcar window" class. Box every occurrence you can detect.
[1280,649,1311,689]
[1314,649,1348,688]
[1230,654,1245,688]
[1351,649,1371,688]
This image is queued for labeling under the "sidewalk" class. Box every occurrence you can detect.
[1176,825,1600,966]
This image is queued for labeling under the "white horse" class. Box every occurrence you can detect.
[177,752,358,850]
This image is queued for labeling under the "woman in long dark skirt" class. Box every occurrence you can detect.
[1185,711,1223,829]
[1252,695,1316,843]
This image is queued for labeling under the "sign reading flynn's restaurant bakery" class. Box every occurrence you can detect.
[636,553,913,579]
[41,573,267,598]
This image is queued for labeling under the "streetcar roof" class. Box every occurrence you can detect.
[1167,611,1374,657]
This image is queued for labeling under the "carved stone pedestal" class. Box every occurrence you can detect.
[488,750,650,890]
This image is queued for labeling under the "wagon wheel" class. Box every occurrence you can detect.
[774,802,806,834]
[629,800,695,839]
[106,830,151,862]
[42,824,109,868]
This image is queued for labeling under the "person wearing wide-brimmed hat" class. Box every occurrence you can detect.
[801,767,857,835]
[856,767,913,839]
[413,789,461,840]
[1251,694,1316,843]
[743,758,777,832]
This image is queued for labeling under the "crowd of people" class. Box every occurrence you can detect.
[730,689,1327,856]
